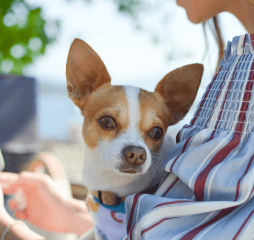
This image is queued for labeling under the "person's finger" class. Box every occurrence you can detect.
[2,183,19,194]
[15,211,27,220]
[1,171,45,195]
[1,180,24,195]
[0,172,25,194]
[0,172,19,185]
[0,171,44,184]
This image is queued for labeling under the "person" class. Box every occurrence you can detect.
[1,0,254,239]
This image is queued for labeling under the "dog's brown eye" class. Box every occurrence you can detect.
[149,127,163,140]
[100,117,116,129]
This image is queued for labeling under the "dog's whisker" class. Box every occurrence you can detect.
[152,157,163,162]
[151,163,159,182]
[152,153,164,158]
[144,173,147,182]
[152,154,163,158]
[152,153,164,157]
[146,170,150,182]
[152,162,160,171]
[152,158,163,164]
[152,156,163,161]
[152,162,160,174]
[151,163,156,174]
[153,154,163,158]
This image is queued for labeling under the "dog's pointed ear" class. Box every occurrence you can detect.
[66,39,111,110]
[155,64,203,125]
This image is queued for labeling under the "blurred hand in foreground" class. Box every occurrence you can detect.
[0,182,10,219]
[0,171,93,234]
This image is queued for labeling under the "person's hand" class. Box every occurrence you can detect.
[0,183,10,219]
[0,171,92,234]
[0,182,5,210]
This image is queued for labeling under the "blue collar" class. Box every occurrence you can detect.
[93,196,126,214]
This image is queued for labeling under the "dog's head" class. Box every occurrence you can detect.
[66,39,203,175]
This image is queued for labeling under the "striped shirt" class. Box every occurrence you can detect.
[123,34,254,240]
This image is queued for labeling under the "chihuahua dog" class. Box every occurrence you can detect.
[66,39,203,240]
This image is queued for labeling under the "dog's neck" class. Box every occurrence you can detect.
[82,143,166,198]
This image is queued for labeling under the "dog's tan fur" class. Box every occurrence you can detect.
[66,39,203,210]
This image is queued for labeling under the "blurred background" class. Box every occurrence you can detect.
[0,0,248,195]
[0,0,247,142]
[0,0,248,239]
[0,0,249,187]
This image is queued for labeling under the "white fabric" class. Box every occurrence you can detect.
[85,193,127,240]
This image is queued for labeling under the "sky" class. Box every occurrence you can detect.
[22,0,248,137]
[23,0,246,91]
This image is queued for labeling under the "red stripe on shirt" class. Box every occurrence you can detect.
[235,63,254,133]
[181,185,254,240]
[156,172,171,193]
[250,34,254,50]
[206,70,229,141]
[194,65,254,201]
[127,193,143,234]
[170,136,192,173]
[129,218,138,240]
[214,79,235,131]
[208,64,238,141]
[235,154,254,201]
[232,209,254,240]
[194,55,243,201]
[180,206,237,240]
[141,217,178,237]
[194,132,241,201]
[205,66,225,129]
[191,71,221,126]
[153,200,194,209]
[162,177,179,197]
[232,60,254,199]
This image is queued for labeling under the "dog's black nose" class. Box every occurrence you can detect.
[122,146,147,166]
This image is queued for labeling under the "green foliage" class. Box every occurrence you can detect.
[115,0,143,18]
[0,0,59,74]
[0,0,178,75]
[0,0,148,75]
